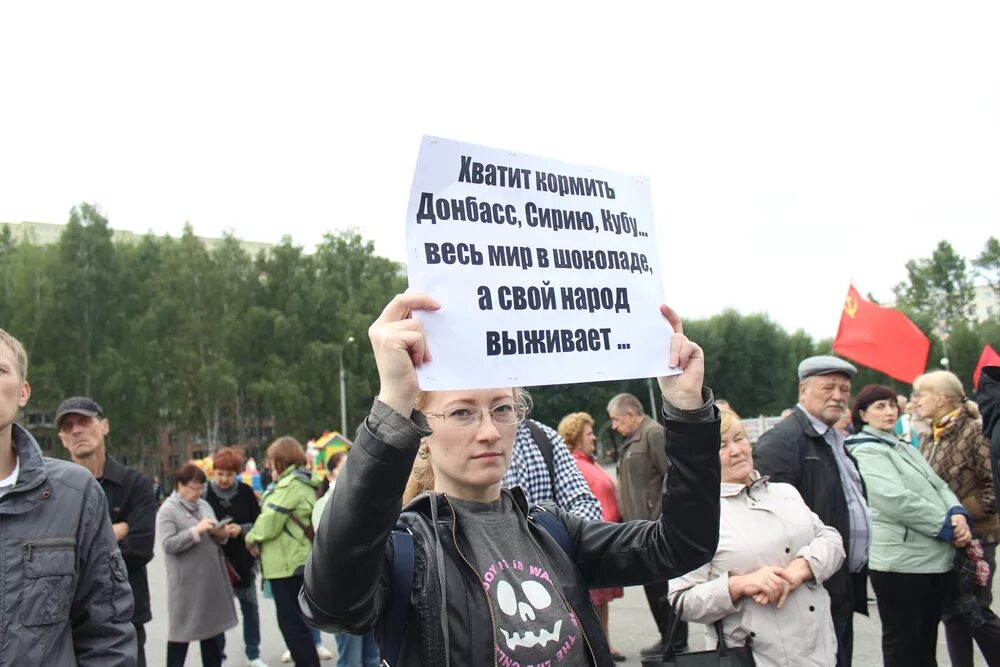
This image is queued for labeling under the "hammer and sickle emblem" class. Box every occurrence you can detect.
[844,294,859,318]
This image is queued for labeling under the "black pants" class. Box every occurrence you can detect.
[166,635,223,667]
[270,574,321,667]
[870,570,949,667]
[134,622,146,667]
[944,542,1000,667]
[645,581,688,649]
[830,584,856,667]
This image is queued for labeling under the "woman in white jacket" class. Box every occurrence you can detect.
[668,410,846,667]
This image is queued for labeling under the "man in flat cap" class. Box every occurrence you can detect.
[57,397,157,667]
[755,356,872,667]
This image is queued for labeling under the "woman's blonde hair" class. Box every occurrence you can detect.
[914,370,980,420]
[720,409,744,439]
[557,412,594,452]
[402,388,532,503]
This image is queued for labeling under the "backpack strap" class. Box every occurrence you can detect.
[383,530,414,667]
[530,506,576,562]
[525,419,558,493]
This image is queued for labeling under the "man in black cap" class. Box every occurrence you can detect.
[754,356,871,667]
[57,396,157,667]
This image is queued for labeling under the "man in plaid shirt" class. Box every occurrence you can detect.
[501,419,603,521]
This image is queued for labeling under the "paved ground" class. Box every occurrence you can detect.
[143,561,992,666]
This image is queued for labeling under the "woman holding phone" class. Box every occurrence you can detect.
[157,462,238,667]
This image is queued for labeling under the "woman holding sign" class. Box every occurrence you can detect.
[301,292,722,667]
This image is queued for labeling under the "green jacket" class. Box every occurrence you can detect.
[847,426,963,574]
[246,465,316,580]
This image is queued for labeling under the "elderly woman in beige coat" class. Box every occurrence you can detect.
[158,463,238,667]
[669,410,845,667]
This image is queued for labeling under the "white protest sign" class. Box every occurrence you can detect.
[405,136,675,390]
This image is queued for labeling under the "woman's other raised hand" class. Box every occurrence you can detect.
[370,292,441,416]
[656,305,705,410]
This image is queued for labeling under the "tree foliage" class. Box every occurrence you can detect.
[2,205,404,471]
[893,240,975,328]
[2,208,997,472]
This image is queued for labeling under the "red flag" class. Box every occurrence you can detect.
[974,344,1000,390]
[833,284,930,383]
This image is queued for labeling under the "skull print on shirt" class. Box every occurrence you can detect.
[482,558,586,665]
[448,495,588,666]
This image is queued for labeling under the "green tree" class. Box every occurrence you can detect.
[0,225,15,325]
[684,310,794,416]
[45,204,120,397]
[154,226,238,450]
[893,240,975,328]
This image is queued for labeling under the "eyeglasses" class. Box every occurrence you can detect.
[426,403,526,429]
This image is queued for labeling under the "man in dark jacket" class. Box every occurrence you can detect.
[608,392,687,657]
[978,366,1000,513]
[754,355,871,667]
[0,329,137,666]
[56,396,156,667]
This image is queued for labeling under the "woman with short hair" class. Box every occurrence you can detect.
[205,447,266,667]
[846,383,970,667]
[558,411,627,662]
[246,437,319,667]
[158,463,238,667]
[669,409,845,667]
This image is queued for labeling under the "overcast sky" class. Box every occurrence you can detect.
[1,2,996,339]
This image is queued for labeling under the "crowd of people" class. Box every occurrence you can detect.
[1,299,1000,666]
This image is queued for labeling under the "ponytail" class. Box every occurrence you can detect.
[963,398,982,421]
[403,445,434,504]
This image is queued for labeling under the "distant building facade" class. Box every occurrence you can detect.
[0,220,275,257]
[973,284,1000,322]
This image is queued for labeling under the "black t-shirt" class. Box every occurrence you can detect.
[449,495,588,666]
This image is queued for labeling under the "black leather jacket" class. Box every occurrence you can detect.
[979,366,1000,514]
[301,400,721,666]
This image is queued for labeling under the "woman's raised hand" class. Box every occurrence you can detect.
[370,292,441,416]
[656,305,705,410]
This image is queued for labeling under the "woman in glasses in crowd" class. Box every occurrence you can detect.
[302,292,723,667]
[558,411,627,662]
[157,463,238,667]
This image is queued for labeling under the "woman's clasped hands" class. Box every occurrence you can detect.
[729,558,815,609]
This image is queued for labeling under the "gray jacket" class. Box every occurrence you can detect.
[0,424,137,666]
[157,494,238,642]
[616,415,669,521]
